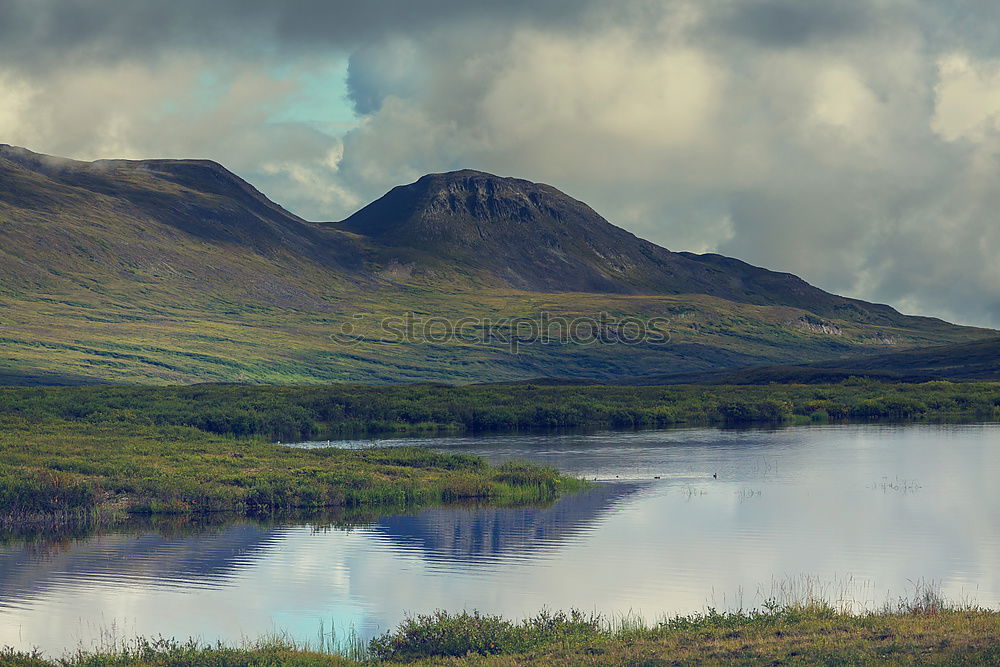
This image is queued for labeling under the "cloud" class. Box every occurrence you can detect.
[0,72,35,141]
[0,0,600,73]
[346,38,425,115]
[932,53,1000,142]
[2,1,1000,326]
[712,0,876,48]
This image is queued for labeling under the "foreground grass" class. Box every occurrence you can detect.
[3,603,999,666]
[0,419,584,526]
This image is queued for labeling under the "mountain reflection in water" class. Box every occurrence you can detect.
[0,482,639,653]
[0,524,283,604]
[1,424,998,657]
[372,483,643,564]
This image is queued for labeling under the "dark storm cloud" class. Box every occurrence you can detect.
[712,0,875,48]
[0,0,597,71]
[916,1,1000,58]
[346,40,426,115]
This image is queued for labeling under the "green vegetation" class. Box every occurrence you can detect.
[366,603,1000,665]
[368,609,605,661]
[2,602,998,665]
[1,379,997,442]
[0,415,583,527]
[643,335,1000,385]
[3,286,981,387]
[1,378,995,527]
[0,147,986,385]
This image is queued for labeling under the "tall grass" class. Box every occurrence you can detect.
[0,419,587,530]
[1,583,995,666]
[368,579,988,662]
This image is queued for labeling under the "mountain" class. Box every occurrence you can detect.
[0,144,362,306]
[620,337,1000,385]
[340,170,914,325]
[0,145,988,384]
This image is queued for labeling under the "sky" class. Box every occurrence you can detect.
[2,0,1000,327]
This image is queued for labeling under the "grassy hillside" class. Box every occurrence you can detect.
[0,145,988,384]
[0,287,986,384]
[626,336,1000,384]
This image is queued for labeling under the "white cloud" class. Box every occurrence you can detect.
[3,1,1000,326]
[0,72,37,143]
[933,53,1000,142]
[482,31,723,155]
[810,65,879,134]
[0,55,349,219]
[262,143,361,217]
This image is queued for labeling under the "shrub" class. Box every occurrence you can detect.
[369,609,600,661]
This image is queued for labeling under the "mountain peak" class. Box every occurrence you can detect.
[339,169,653,292]
[413,168,539,185]
[406,169,592,225]
[418,168,507,180]
[338,170,913,321]
[341,169,612,243]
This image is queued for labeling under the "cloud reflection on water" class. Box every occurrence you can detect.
[0,424,997,655]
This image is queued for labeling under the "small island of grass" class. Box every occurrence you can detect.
[0,418,585,532]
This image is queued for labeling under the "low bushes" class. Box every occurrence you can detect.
[2,380,994,441]
[369,609,601,661]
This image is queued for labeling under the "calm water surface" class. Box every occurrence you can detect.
[1,424,998,654]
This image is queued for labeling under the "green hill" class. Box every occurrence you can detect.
[0,145,987,384]
[621,336,1000,384]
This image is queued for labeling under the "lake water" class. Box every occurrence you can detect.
[1,423,998,655]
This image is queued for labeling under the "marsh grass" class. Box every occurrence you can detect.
[0,637,355,667]
[0,419,586,531]
[368,609,603,661]
[363,579,995,664]
[314,620,369,662]
[683,484,707,499]
[736,487,762,502]
[1,381,999,446]
[5,586,995,666]
[870,475,923,493]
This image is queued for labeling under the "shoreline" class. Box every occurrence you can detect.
[0,419,587,533]
[4,603,999,665]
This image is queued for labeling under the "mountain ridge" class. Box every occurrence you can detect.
[0,145,988,384]
[337,168,926,326]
